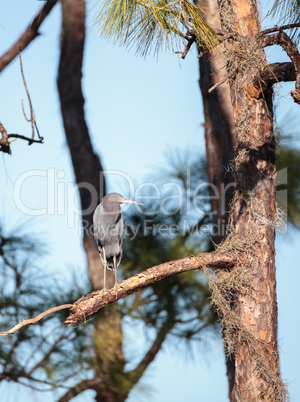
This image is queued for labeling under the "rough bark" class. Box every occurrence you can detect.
[197,0,235,242]
[65,251,236,324]
[195,0,236,396]
[217,0,283,400]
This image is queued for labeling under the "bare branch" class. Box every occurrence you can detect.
[7,133,44,145]
[259,23,300,37]
[0,252,235,335]
[58,377,104,402]
[259,31,300,90]
[18,50,42,140]
[27,330,71,376]
[65,251,235,325]
[261,62,295,86]
[0,0,58,72]
[0,304,73,335]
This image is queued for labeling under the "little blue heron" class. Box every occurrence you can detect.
[93,192,143,297]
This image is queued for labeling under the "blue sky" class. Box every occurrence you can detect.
[0,1,300,401]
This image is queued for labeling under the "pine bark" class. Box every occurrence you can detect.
[195,0,236,396]
[217,0,283,400]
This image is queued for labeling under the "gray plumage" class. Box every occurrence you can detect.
[93,192,143,294]
[93,193,124,270]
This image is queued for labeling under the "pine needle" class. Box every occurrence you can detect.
[92,0,218,56]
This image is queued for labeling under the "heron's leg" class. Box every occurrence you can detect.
[113,255,118,300]
[102,248,107,295]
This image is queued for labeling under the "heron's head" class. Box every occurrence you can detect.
[106,193,143,206]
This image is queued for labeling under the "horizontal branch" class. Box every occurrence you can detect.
[0,251,235,335]
[0,304,73,335]
[8,133,44,144]
[0,0,57,72]
[259,23,300,37]
[65,251,235,325]
[250,62,296,98]
[259,31,300,90]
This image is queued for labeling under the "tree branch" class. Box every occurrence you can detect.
[0,252,235,335]
[259,30,300,103]
[27,330,71,376]
[58,377,104,402]
[0,0,58,72]
[0,304,73,335]
[259,23,300,37]
[7,133,44,144]
[249,62,296,98]
[126,318,175,388]
[65,251,235,325]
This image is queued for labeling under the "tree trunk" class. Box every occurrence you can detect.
[57,0,107,290]
[57,2,125,401]
[214,1,285,400]
[195,0,236,397]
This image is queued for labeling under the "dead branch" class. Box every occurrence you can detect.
[0,0,58,72]
[7,133,44,145]
[0,251,235,335]
[0,304,73,335]
[65,251,236,325]
[18,50,42,141]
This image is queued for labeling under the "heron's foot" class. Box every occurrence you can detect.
[102,287,106,297]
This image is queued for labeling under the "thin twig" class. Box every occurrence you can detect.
[0,304,73,335]
[208,71,235,93]
[8,133,44,145]
[19,50,35,140]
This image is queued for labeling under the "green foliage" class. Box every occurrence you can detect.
[92,0,218,56]
[0,224,93,392]
[272,0,300,42]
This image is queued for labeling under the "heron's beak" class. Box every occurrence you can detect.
[121,198,143,206]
